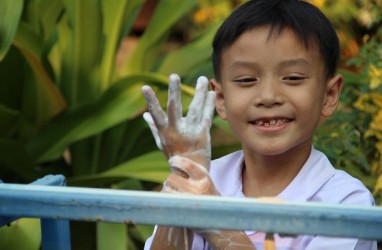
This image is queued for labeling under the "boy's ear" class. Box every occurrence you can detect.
[321,74,343,118]
[210,79,228,120]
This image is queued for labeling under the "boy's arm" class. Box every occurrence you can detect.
[163,156,257,250]
[141,74,257,249]
[149,226,194,250]
[142,74,214,250]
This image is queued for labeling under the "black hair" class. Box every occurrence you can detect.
[212,0,340,81]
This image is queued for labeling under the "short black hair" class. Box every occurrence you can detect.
[212,0,340,81]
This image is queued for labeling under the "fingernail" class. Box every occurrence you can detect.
[169,73,180,81]
[197,76,208,83]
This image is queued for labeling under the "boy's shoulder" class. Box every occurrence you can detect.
[210,148,375,206]
[290,148,375,206]
[307,166,375,205]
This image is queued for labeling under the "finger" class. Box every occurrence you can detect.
[166,174,194,193]
[143,112,163,150]
[201,91,216,129]
[166,172,216,195]
[167,74,182,127]
[142,85,167,127]
[162,180,181,194]
[168,155,209,180]
[186,76,209,125]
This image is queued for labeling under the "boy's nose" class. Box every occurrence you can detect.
[253,79,283,108]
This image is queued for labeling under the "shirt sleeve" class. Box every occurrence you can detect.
[305,171,377,250]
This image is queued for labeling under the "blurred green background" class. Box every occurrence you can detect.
[0,0,381,249]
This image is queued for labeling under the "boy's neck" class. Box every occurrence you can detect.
[241,143,312,198]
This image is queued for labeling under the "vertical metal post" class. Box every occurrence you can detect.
[41,219,71,250]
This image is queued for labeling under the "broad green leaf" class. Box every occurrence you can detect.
[70,136,102,176]
[38,0,64,42]
[127,224,154,249]
[123,0,198,73]
[211,116,241,159]
[17,46,67,129]
[0,0,23,61]
[0,103,19,137]
[0,139,39,181]
[338,69,363,86]
[212,116,236,137]
[0,218,41,250]
[68,151,169,186]
[26,72,171,163]
[59,0,103,105]
[134,224,155,242]
[13,22,44,59]
[97,118,154,173]
[100,0,145,89]
[97,223,127,250]
[157,22,219,77]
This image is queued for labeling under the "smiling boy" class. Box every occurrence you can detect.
[142,0,376,249]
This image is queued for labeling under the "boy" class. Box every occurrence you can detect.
[142,0,376,249]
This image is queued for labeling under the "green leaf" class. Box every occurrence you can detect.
[97,223,127,250]
[123,0,198,73]
[68,151,169,186]
[115,150,168,182]
[100,0,145,88]
[26,72,171,163]
[59,0,104,105]
[0,0,23,61]
[13,22,44,59]
[38,0,64,42]
[17,46,67,129]
[338,69,362,86]
[0,218,41,250]
[134,224,155,242]
[157,22,219,77]
[0,103,19,137]
[0,139,38,181]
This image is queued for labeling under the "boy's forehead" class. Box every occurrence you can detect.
[237,26,316,49]
[220,26,325,73]
[224,26,321,61]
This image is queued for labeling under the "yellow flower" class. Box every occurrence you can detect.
[193,7,216,25]
[368,110,382,136]
[310,0,325,8]
[355,93,376,113]
[369,64,382,89]
[372,92,382,108]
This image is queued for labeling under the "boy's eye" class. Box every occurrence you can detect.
[283,76,306,81]
[234,78,258,85]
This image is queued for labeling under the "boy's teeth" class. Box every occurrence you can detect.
[255,119,289,126]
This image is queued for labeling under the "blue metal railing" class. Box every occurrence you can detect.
[1,175,382,249]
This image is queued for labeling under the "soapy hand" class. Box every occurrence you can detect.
[162,155,219,195]
[141,74,216,170]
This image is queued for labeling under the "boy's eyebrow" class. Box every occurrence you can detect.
[229,61,261,70]
[229,59,313,69]
[278,58,313,68]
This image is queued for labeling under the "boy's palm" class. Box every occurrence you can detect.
[142,74,216,169]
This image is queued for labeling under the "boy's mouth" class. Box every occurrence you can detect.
[251,118,292,127]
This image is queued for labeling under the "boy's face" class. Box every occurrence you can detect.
[211,26,343,157]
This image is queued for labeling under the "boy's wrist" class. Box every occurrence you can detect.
[197,229,257,249]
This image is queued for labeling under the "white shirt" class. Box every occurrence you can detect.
[145,148,377,249]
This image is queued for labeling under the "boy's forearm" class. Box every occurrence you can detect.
[199,230,257,250]
[150,226,194,250]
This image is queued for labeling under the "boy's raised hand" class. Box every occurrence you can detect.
[141,74,216,171]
